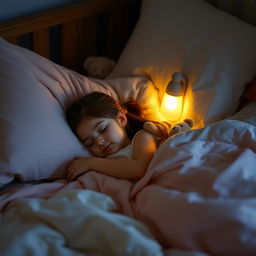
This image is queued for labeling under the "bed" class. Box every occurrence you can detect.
[0,0,256,255]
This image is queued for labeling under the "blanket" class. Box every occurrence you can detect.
[0,189,163,256]
[1,113,256,256]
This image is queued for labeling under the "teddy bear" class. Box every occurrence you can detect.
[143,121,172,144]
[83,56,115,79]
[143,119,193,144]
[169,118,193,137]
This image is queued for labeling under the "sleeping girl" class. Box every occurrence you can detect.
[65,91,171,181]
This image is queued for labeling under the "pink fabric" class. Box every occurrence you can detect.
[0,38,118,185]
[1,119,256,255]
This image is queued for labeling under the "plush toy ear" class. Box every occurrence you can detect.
[184,118,193,128]
[83,57,95,70]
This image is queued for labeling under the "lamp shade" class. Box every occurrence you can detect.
[166,72,186,96]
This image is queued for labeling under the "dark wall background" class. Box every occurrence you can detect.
[0,0,82,21]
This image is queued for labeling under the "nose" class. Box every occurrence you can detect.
[95,137,105,146]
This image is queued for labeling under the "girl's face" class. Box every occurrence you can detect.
[76,111,130,157]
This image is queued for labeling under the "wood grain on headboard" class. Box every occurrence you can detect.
[0,0,140,73]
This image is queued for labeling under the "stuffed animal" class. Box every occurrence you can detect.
[83,56,115,79]
[143,121,172,144]
[143,118,193,143]
[169,119,193,137]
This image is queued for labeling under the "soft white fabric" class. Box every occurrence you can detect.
[109,0,256,127]
[0,189,163,256]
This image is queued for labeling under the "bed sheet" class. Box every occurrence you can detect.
[0,103,256,256]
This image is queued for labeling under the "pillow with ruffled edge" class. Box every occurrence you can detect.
[109,0,256,128]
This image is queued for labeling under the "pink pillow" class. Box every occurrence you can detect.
[0,38,118,186]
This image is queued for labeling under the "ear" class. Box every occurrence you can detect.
[183,118,193,128]
[117,111,127,127]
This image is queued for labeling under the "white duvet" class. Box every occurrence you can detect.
[0,190,163,256]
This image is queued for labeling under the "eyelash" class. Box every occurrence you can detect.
[84,125,107,148]
[100,125,107,133]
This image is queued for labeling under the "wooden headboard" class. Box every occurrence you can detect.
[0,0,141,73]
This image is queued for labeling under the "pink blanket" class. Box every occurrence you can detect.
[1,119,256,256]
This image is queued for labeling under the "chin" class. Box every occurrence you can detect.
[104,144,119,157]
[103,150,116,157]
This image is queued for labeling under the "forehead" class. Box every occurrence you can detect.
[76,117,103,138]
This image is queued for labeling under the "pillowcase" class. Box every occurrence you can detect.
[0,38,119,186]
[106,76,163,122]
[109,0,256,127]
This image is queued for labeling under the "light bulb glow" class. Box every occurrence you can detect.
[165,95,179,110]
[160,94,183,122]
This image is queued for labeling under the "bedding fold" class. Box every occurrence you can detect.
[0,189,162,256]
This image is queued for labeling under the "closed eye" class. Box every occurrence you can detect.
[100,125,107,133]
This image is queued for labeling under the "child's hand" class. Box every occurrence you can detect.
[66,157,91,181]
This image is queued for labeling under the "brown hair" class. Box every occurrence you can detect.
[66,92,150,140]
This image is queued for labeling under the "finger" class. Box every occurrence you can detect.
[67,167,76,181]
[68,169,78,181]
[69,168,85,181]
[69,171,79,181]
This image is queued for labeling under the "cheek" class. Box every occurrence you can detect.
[108,125,123,140]
[114,129,125,143]
[91,143,100,152]
[88,146,102,157]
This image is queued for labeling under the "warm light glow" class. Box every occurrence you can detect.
[160,94,183,122]
[165,95,179,110]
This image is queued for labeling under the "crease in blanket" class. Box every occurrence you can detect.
[0,189,163,256]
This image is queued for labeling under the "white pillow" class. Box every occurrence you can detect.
[106,76,163,122]
[109,0,256,127]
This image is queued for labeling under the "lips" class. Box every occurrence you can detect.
[103,144,111,154]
